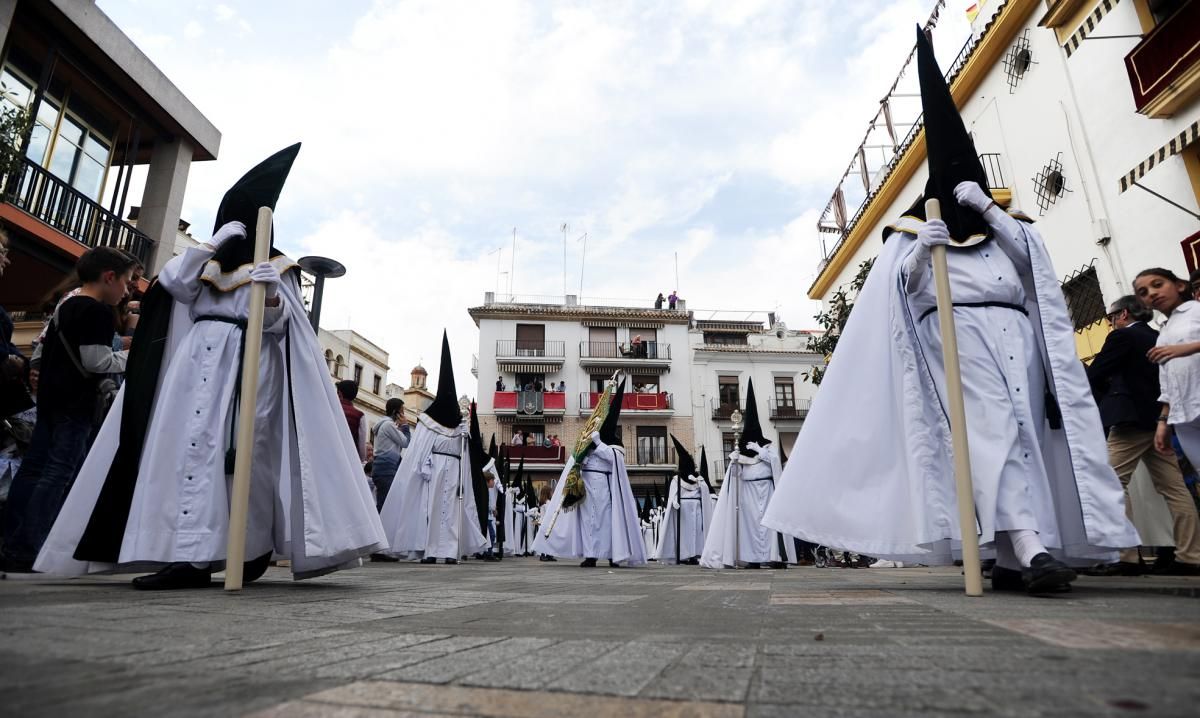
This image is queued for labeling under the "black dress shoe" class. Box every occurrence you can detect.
[769,561,787,569]
[0,556,36,574]
[132,563,213,591]
[370,553,400,563]
[544,555,557,562]
[580,558,597,568]
[745,562,762,569]
[420,556,437,564]
[991,565,1024,591]
[243,552,272,584]
[1022,553,1077,594]
[444,558,458,565]
[608,560,621,568]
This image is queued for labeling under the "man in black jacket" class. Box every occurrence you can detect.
[1087,296,1200,575]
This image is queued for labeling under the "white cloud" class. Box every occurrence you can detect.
[183,20,204,39]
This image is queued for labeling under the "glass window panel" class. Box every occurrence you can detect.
[57,114,84,144]
[83,134,109,164]
[48,139,79,180]
[72,155,105,200]
[37,100,60,126]
[25,124,50,163]
[0,69,32,108]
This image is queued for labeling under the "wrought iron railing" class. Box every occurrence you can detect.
[711,398,742,420]
[579,341,671,360]
[769,398,812,420]
[496,339,565,358]
[5,158,154,266]
[632,443,675,466]
[979,153,1007,190]
[580,391,672,411]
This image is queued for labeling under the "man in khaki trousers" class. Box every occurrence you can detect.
[1088,296,1200,575]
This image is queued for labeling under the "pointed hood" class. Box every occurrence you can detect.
[671,434,696,478]
[424,331,461,429]
[916,25,991,245]
[468,403,490,532]
[211,143,301,273]
[597,378,626,446]
[699,445,713,489]
[489,434,498,462]
[739,378,769,451]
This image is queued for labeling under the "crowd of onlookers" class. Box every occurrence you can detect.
[495,377,567,393]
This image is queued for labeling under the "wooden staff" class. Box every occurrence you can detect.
[224,206,273,592]
[927,198,983,597]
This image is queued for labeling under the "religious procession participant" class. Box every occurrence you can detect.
[379,333,489,564]
[654,436,713,565]
[533,377,645,567]
[504,454,536,556]
[701,379,796,569]
[35,144,386,589]
[467,404,500,561]
[762,28,1137,594]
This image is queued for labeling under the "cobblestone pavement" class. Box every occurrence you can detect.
[2,558,1199,717]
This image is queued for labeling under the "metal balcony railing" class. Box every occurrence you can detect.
[5,158,154,266]
[495,340,565,359]
[579,341,671,360]
[978,153,1007,191]
[769,398,812,421]
[631,443,675,467]
[711,398,742,420]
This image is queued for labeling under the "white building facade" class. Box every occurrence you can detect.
[689,318,824,484]
[318,328,391,428]
[469,293,695,498]
[812,0,1200,362]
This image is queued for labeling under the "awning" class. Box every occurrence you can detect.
[497,362,562,373]
[1063,0,1121,58]
[581,363,671,375]
[497,414,563,424]
[581,320,665,328]
[1119,118,1200,192]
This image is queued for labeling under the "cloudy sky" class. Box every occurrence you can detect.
[97,0,972,394]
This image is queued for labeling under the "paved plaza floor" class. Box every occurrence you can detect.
[2,558,1199,717]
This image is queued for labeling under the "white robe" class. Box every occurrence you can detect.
[701,443,797,568]
[762,211,1139,566]
[36,245,386,578]
[654,476,713,564]
[504,488,535,554]
[379,414,489,560]
[532,433,646,565]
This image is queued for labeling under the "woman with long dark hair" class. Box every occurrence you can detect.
[372,398,408,512]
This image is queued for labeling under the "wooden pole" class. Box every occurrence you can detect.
[224,206,273,592]
[926,198,983,597]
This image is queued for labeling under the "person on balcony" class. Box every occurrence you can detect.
[512,429,524,446]
[556,380,566,393]
[30,145,387,588]
[534,378,645,568]
[763,30,1137,595]
[655,436,713,565]
[668,291,678,310]
[379,332,489,564]
[702,379,795,569]
[654,293,665,309]
[495,377,505,392]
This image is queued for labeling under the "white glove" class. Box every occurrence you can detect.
[210,221,247,249]
[746,441,763,454]
[953,181,993,215]
[249,262,281,298]
[916,219,951,254]
[729,450,741,463]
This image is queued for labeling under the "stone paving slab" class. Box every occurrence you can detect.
[3,558,1200,716]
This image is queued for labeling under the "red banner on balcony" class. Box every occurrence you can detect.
[544,392,565,410]
[1124,1,1200,116]
[494,391,517,410]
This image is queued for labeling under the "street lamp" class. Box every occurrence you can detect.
[297,255,346,334]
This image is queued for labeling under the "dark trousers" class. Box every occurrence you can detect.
[1,409,94,562]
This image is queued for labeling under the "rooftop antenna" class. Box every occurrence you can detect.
[577,231,588,299]
[488,247,502,296]
[510,227,517,301]
[561,222,569,297]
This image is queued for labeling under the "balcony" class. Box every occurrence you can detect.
[495,339,565,372]
[578,341,672,372]
[628,444,676,468]
[579,391,673,415]
[711,398,742,421]
[500,444,566,464]
[494,390,566,416]
[4,158,154,266]
[1124,1,1200,118]
[770,399,811,422]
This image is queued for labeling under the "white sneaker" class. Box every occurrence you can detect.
[870,559,904,568]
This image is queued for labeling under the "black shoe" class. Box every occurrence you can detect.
[1082,561,1145,577]
[132,563,213,591]
[1022,553,1077,594]
[420,557,437,564]
[444,558,458,565]
[580,558,597,568]
[243,553,272,584]
[769,561,787,570]
[370,553,400,563]
[745,562,761,569]
[608,560,621,568]
[483,554,500,562]
[1164,561,1200,576]
[991,565,1025,591]
[545,555,557,562]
